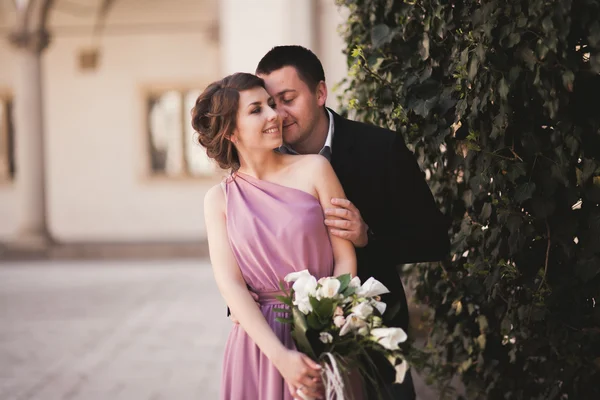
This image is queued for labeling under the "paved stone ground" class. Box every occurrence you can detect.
[0,260,228,400]
[0,259,437,400]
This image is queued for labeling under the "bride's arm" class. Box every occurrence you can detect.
[203,185,322,398]
[311,157,358,278]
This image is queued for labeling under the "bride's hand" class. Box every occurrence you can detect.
[274,349,324,400]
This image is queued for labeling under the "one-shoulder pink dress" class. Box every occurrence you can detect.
[220,171,334,400]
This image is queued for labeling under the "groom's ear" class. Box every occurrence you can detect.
[315,81,328,107]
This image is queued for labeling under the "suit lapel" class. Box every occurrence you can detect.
[329,109,358,196]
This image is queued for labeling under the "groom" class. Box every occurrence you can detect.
[256,45,450,399]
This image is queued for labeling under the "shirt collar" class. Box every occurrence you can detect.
[323,108,335,152]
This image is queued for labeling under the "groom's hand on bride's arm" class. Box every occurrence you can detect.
[324,198,369,248]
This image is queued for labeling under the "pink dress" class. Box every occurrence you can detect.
[220,171,335,400]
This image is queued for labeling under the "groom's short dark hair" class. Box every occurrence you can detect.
[256,45,325,90]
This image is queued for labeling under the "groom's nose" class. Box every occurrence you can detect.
[276,107,289,120]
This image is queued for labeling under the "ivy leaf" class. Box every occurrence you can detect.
[507,215,522,233]
[463,190,474,208]
[582,159,597,183]
[551,164,569,186]
[590,54,600,74]
[419,32,430,60]
[506,163,527,182]
[468,57,479,81]
[562,71,575,92]
[498,78,509,100]
[371,24,396,49]
[521,47,537,70]
[413,97,438,117]
[514,182,536,203]
[589,21,600,47]
[480,202,492,221]
[576,256,600,281]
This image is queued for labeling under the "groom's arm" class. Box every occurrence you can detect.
[324,126,450,264]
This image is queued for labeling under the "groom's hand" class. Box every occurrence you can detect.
[324,198,369,248]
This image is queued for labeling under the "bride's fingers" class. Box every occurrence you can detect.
[287,382,301,400]
[298,375,318,390]
[296,385,322,400]
[300,386,323,400]
[301,354,322,371]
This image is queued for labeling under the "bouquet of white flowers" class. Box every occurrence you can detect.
[274,270,409,400]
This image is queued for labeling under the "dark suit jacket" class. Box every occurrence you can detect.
[329,109,450,330]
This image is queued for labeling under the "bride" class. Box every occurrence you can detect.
[193,72,357,400]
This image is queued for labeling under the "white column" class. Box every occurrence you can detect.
[9,4,52,248]
[315,0,349,112]
[218,0,316,75]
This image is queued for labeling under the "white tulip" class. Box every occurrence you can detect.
[333,315,346,328]
[371,300,387,315]
[339,314,367,336]
[395,360,408,384]
[292,275,317,300]
[319,332,334,344]
[351,302,374,319]
[349,276,361,288]
[294,297,313,314]
[285,270,312,283]
[356,277,390,298]
[370,327,408,350]
[292,274,317,315]
[316,277,341,299]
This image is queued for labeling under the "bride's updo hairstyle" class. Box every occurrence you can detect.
[191,72,266,170]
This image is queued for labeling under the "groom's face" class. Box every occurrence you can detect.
[258,66,324,148]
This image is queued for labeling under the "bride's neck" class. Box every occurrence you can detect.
[236,150,282,179]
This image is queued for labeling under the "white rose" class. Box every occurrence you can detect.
[339,314,367,336]
[371,300,387,315]
[285,269,312,283]
[356,277,390,298]
[395,360,409,384]
[351,302,374,319]
[333,315,346,328]
[370,327,408,350]
[316,277,341,299]
[319,332,334,344]
[349,276,361,288]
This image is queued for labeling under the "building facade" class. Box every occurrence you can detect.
[0,0,348,244]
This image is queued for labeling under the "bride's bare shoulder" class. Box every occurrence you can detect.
[291,154,330,171]
[204,183,226,213]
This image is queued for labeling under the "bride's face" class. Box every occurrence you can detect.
[231,87,282,153]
